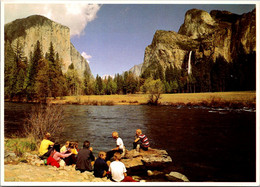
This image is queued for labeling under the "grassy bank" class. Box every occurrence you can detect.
[48,91,256,108]
[5,137,38,157]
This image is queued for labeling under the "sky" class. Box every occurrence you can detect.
[4,2,256,77]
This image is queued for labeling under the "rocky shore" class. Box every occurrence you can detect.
[4,148,189,183]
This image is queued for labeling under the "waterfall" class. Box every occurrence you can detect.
[188,51,192,75]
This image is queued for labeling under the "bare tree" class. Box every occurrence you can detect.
[24,103,65,143]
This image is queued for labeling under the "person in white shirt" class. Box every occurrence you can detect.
[106,131,125,161]
[108,152,137,182]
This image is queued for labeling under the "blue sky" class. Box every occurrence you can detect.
[70,4,255,77]
[4,3,256,77]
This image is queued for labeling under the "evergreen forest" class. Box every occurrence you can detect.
[4,40,256,102]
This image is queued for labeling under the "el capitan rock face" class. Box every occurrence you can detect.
[141,8,256,74]
[4,15,92,77]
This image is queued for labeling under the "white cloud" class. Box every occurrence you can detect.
[81,52,92,63]
[4,3,101,37]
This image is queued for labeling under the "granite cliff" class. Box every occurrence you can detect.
[4,15,92,77]
[141,8,256,75]
[129,63,143,77]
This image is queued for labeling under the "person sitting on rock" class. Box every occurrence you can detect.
[60,141,70,153]
[64,141,78,165]
[108,152,137,182]
[75,141,79,152]
[94,151,109,178]
[68,141,78,155]
[39,132,54,159]
[106,131,125,161]
[133,129,150,151]
[52,143,72,167]
[75,140,95,173]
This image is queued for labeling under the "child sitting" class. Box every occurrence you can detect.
[60,141,70,153]
[39,132,54,159]
[133,129,150,151]
[68,142,78,155]
[106,131,125,161]
[64,142,78,165]
[52,143,72,167]
[108,152,137,182]
[94,151,109,178]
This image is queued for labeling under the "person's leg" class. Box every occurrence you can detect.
[71,154,77,164]
[140,145,148,151]
[121,176,138,182]
[64,156,72,165]
[42,146,53,158]
[75,167,86,173]
[133,142,137,149]
[102,170,107,177]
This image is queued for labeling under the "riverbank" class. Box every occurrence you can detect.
[47,91,256,108]
[4,146,179,183]
[4,162,112,182]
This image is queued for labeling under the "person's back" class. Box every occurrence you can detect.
[39,133,54,158]
[76,140,95,172]
[108,152,137,182]
[109,160,126,182]
[94,152,108,178]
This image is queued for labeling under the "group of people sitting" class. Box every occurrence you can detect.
[38,129,150,182]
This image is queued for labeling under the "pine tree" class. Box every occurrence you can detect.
[26,40,43,100]
[114,73,124,94]
[5,40,28,100]
[83,70,94,95]
[46,42,65,98]
[35,59,50,102]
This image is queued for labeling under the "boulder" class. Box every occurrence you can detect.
[165,171,190,182]
[121,148,172,175]
[4,151,19,163]
[23,152,45,166]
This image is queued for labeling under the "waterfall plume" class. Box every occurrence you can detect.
[188,51,192,75]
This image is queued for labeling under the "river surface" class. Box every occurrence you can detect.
[4,102,256,182]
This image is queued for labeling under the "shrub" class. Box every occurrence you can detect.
[141,78,165,105]
[24,103,65,143]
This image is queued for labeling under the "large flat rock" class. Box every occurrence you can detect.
[121,148,172,174]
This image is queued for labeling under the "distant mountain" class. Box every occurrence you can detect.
[141,8,256,74]
[4,15,92,77]
[129,63,143,77]
[102,74,115,79]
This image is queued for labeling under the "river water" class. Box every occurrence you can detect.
[4,102,256,182]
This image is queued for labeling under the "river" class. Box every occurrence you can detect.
[4,102,256,182]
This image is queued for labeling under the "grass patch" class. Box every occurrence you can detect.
[47,91,255,108]
[5,137,38,157]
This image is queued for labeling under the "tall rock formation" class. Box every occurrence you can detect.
[129,63,143,77]
[4,15,92,77]
[141,8,256,75]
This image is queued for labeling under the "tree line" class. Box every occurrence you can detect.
[140,50,256,94]
[4,40,142,102]
[4,40,256,102]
